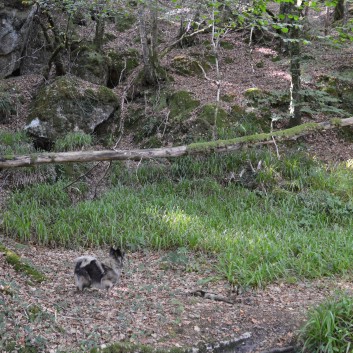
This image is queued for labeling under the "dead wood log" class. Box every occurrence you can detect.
[1,118,353,169]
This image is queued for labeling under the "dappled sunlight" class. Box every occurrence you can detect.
[255,47,277,56]
[160,207,194,231]
[269,70,291,82]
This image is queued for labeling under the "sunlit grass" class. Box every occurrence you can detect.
[3,153,353,287]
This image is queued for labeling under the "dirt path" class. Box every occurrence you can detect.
[1,236,352,352]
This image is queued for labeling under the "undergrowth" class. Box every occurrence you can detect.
[2,149,353,288]
[53,131,93,152]
[299,293,353,353]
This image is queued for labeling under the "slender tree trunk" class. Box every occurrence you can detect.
[210,0,222,140]
[288,6,302,127]
[94,16,105,52]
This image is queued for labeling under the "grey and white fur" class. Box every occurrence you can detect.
[74,247,124,291]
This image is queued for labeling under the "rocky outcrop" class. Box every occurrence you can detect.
[171,55,210,77]
[25,76,119,148]
[71,48,110,86]
[0,2,37,78]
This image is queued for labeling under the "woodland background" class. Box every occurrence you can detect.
[1,0,353,352]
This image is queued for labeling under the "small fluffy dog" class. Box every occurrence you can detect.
[74,247,124,292]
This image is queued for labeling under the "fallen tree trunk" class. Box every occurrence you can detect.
[1,118,352,169]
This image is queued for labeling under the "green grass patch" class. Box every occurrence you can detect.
[0,243,46,283]
[299,293,353,353]
[2,151,353,287]
[54,131,93,152]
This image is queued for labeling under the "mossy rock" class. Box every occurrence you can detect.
[26,76,119,146]
[227,105,270,137]
[171,55,210,77]
[167,90,200,120]
[244,87,267,101]
[181,117,213,143]
[0,243,46,283]
[71,47,109,85]
[199,104,228,127]
[221,94,235,103]
[107,49,139,87]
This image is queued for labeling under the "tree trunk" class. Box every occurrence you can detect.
[288,5,302,127]
[39,11,66,79]
[334,0,345,21]
[94,16,105,52]
[138,0,165,86]
[289,33,301,126]
[2,118,353,168]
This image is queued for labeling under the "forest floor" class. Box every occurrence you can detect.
[2,236,353,353]
[1,4,353,353]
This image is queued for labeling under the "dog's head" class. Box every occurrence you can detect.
[109,247,124,268]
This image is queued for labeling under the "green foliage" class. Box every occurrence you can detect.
[299,294,353,353]
[0,131,31,153]
[301,89,349,117]
[168,91,200,120]
[54,132,93,152]
[0,91,16,121]
[3,150,353,287]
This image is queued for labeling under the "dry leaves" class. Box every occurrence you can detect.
[1,238,353,352]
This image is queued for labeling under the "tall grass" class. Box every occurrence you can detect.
[54,132,93,152]
[3,150,353,287]
[299,294,353,353]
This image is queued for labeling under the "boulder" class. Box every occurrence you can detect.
[25,76,119,148]
[171,55,210,77]
[0,2,36,78]
[167,90,200,119]
[71,47,109,85]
